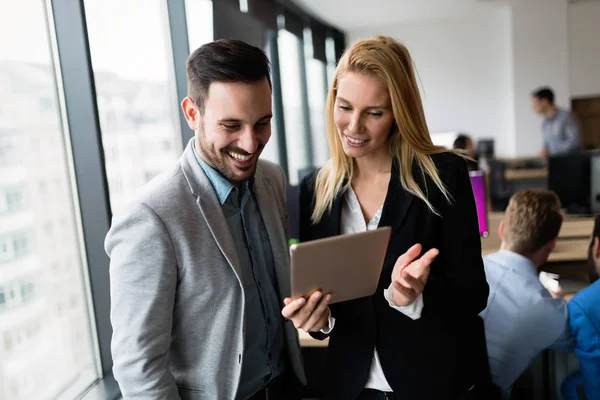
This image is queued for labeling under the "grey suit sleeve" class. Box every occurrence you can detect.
[105,202,180,400]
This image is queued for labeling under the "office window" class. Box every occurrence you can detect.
[306,56,329,167]
[0,1,100,399]
[85,0,182,212]
[185,0,214,52]
[278,30,310,184]
[326,36,336,86]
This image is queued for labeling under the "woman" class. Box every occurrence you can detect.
[282,36,491,399]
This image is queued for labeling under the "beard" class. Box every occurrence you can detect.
[196,132,264,185]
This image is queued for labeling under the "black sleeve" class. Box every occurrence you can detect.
[422,156,490,319]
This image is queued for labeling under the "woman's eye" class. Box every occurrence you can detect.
[339,105,351,111]
[369,112,382,118]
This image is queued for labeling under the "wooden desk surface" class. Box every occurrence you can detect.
[505,168,548,181]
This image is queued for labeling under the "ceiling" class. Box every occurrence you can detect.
[291,0,583,31]
[291,0,504,30]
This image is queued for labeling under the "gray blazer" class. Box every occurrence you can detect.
[106,140,306,399]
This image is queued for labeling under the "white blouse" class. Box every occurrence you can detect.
[321,187,424,393]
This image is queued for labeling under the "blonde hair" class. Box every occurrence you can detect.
[312,36,458,223]
[504,189,563,254]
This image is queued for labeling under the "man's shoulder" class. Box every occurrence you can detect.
[121,160,190,214]
[256,159,286,187]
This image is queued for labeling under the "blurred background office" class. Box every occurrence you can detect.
[1,0,599,399]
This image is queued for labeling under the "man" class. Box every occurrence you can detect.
[561,216,600,400]
[531,87,581,157]
[105,39,306,399]
[480,189,568,398]
[452,133,478,170]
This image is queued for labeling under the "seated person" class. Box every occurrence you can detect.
[561,216,600,400]
[453,134,478,170]
[480,189,568,398]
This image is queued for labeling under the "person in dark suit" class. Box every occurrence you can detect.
[281,36,492,400]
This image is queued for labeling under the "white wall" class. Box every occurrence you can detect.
[569,1,600,98]
[510,0,570,157]
[349,8,514,156]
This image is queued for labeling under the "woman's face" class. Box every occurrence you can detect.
[333,72,395,160]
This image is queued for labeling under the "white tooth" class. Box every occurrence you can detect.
[347,136,366,144]
[228,151,252,161]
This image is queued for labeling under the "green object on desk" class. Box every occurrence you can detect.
[289,238,299,245]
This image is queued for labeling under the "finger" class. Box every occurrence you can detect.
[401,271,425,293]
[419,248,439,265]
[395,244,422,269]
[299,291,323,320]
[406,260,431,284]
[283,298,292,306]
[281,297,306,319]
[301,294,332,332]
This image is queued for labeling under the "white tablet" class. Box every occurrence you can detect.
[290,226,392,304]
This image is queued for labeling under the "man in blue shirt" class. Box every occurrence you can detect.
[531,87,581,157]
[480,189,568,398]
[561,216,600,400]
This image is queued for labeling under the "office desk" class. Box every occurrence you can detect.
[505,168,548,181]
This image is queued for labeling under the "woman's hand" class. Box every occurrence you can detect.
[390,244,439,307]
[281,291,332,332]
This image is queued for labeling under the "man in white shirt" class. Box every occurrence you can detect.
[480,189,568,398]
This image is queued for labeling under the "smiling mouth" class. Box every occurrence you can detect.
[226,150,253,162]
[344,135,369,145]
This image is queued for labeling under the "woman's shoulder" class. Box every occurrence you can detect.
[430,150,466,171]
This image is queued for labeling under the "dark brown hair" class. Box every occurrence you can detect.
[186,39,271,114]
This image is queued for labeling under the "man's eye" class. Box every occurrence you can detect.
[222,124,239,130]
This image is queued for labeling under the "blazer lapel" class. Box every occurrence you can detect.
[253,174,291,296]
[197,195,243,280]
[378,159,414,237]
[179,139,242,280]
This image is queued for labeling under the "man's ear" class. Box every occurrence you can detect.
[499,220,505,241]
[593,236,600,264]
[546,237,558,254]
[181,97,200,130]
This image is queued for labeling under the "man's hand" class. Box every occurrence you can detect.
[549,284,565,299]
[390,244,439,307]
[539,148,549,158]
[281,291,331,332]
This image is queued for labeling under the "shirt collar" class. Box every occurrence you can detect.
[192,141,250,205]
[493,249,538,279]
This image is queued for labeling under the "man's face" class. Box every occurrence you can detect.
[183,78,272,185]
[531,96,548,115]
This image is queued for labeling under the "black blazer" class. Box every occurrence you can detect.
[299,153,491,400]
